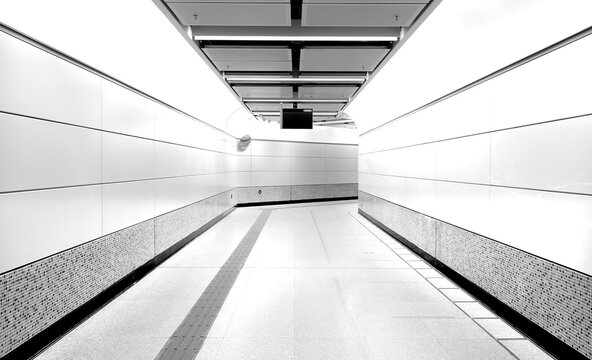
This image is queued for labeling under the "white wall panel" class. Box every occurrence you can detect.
[101,79,154,138]
[292,157,325,171]
[0,32,101,128]
[251,171,291,186]
[102,132,154,182]
[154,142,186,178]
[488,187,592,275]
[326,157,357,171]
[396,145,437,179]
[0,186,102,273]
[251,140,291,157]
[231,154,251,173]
[186,174,218,204]
[102,180,154,235]
[415,82,492,144]
[491,116,592,195]
[153,105,193,146]
[0,113,101,192]
[292,171,325,185]
[326,144,357,158]
[437,134,490,184]
[185,148,207,175]
[291,142,324,157]
[231,171,251,188]
[203,151,218,174]
[326,171,357,184]
[251,156,291,172]
[490,34,592,131]
[434,181,491,235]
[403,177,438,216]
[358,154,375,174]
[360,173,406,207]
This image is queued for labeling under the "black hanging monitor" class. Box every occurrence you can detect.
[281,108,313,129]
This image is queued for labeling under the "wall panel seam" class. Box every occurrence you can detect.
[0,110,238,156]
[0,173,241,195]
[359,112,592,156]
[358,172,592,197]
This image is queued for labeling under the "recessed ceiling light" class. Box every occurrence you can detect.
[195,35,398,42]
[243,98,348,103]
[226,76,365,83]
[252,111,338,116]
[314,119,355,125]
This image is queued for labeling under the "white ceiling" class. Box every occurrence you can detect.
[161,0,433,127]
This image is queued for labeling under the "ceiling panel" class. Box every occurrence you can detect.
[212,61,292,71]
[246,103,292,111]
[234,86,294,98]
[302,3,425,27]
[298,86,358,99]
[300,48,388,71]
[303,0,427,3]
[298,103,345,112]
[168,2,291,26]
[204,48,291,62]
[204,47,292,71]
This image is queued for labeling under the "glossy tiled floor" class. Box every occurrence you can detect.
[35,201,553,360]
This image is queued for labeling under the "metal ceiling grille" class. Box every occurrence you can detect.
[159,0,433,127]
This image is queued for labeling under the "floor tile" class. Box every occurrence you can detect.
[224,316,295,338]
[422,318,492,340]
[475,318,524,339]
[440,288,475,302]
[295,337,367,360]
[416,268,443,278]
[456,302,497,319]
[439,339,517,360]
[214,337,294,360]
[407,260,432,269]
[500,339,554,360]
[427,277,458,289]
[366,338,452,360]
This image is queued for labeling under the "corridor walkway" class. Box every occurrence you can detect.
[35,201,551,360]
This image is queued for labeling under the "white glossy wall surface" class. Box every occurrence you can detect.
[0,30,239,273]
[0,29,358,274]
[359,26,592,275]
[249,140,358,187]
[347,0,592,132]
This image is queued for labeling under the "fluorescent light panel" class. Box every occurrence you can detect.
[314,119,354,125]
[195,35,397,41]
[227,76,365,83]
[244,98,348,103]
[253,111,338,116]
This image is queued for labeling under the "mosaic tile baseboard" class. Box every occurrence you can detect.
[237,183,357,204]
[0,190,236,358]
[358,190,592,359]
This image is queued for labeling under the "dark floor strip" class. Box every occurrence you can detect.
[155,210,272,360]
